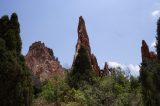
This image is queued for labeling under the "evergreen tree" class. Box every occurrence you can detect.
[10,13,22,53]
[140,18,160,106]
[155,17,160,105]
[0,13,32,106]
[140,59,160,105]
[68,45,94,89]
[157,18,160,60]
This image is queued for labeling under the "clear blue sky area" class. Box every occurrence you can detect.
[0,0,160,68]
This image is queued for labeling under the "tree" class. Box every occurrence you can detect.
[0,13,32,106]
[68,45,94,89]
[140,59,160,105]
[156,18,160,60]
[156,18,160,91]
[139,18,160,106]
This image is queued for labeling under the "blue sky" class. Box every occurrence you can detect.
[0,0,160,75]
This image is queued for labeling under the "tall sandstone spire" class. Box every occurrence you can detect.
[73,16,100,75]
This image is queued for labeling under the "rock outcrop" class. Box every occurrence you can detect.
[141,40,156,61]
[103,62,109,76]
[91,54,100,75]
[25,41,64,83]
[73,16,100,75]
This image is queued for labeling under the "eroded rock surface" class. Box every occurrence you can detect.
[25,41,64,82]
[141,40,156,61]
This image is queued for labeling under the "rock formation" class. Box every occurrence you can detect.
[73,16,100,75]
[25,41,64,83]
[141,40,156,61]
[91,54,100,75]
[103,62,109,76]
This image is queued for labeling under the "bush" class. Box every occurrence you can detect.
[35,67,143,106]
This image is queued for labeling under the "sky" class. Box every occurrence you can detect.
[0,0,160,76]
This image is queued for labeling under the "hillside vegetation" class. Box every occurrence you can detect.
[0,13,160,106]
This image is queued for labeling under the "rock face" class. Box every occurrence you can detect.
[73,16,100,75]
[25,41,64,82]
[141,40,156,61]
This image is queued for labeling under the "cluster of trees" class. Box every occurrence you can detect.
[34,69,143,106]
[1,13,160,106]
[0,13,32,106]
[140,18,160,106]
[35,18,160,105]
[34,46,143,106]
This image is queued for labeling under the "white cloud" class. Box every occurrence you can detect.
[152,10,160,17]
[108,62,122,68]
[108,61,140,77]
[151,40,156,48]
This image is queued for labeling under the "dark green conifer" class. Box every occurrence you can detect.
[68,45,94,89]
[0,13,32,106]
[140,18,160,106]
[157,18,160,60]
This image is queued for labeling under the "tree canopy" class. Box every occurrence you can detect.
[0,13,32,106]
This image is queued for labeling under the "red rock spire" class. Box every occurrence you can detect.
[73,16,100,75]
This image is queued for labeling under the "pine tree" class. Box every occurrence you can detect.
[157,18,160,60]
[0,13,32,106]
[68,45,94,89]
[140,18,160,106]
[155,17,160,105]
[140,60,159,105]
[10,13,22,53]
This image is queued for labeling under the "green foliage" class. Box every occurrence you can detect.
[0,13,32,106]
[36,74,86,106]
[140,18,160,106]
[34,46,143,106]
[140,59,160,106]
[35,68,143,106]
[41,75,70,103]
[141,37,160,105]
[156,18,160,93]
[157,18,160,60]
[101,69,143,106]
[68,45,94,89]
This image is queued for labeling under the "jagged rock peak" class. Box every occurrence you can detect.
[28,41,54,57]
[141,40,156,61]
[29,41,44,49]
[25,41,63,82]
[76,16,91,54]
[78,16,88,39]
